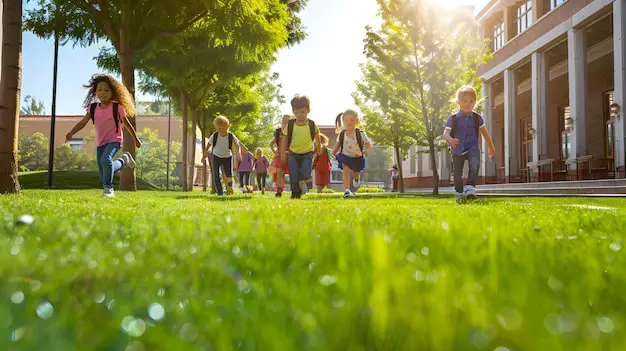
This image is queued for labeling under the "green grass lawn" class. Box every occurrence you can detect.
[1,190,625,350]
[18,171,159,190]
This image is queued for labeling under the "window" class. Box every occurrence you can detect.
[521,116,533,166]
[330,160,343,183]
[550,0,565,10]
[516,1,533,35]
[493,21,505,51]
[67,137,84,152]
[604,91,616,160]
[558,106,572,161]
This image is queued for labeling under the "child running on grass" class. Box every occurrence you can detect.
[66,74,141,198]
[203,115,240,196]
[443,85,496,203]
[253,148,270,194]
[313,133,333,193]
[281,95,322,199]
[332,109,372,198]
[270,114,293,197]
[236,144,254,193]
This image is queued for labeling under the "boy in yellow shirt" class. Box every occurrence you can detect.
[280,95,322,199]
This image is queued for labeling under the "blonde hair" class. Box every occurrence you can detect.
[214,115,230,126]
[255,147,263,156]
[319,133,329,147]
[456,85,477,102]
[335,109,359,134]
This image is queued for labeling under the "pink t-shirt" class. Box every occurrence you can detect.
[87,103,126,147]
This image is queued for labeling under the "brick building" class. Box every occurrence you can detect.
[401,0,626,188]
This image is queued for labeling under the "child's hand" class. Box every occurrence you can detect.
[489,148,496,158]
[364,150,369,157]
[65,133,73,141]
[449,138,460,148]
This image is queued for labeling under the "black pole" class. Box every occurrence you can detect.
[47,32,60,189]
[166,99,172,190]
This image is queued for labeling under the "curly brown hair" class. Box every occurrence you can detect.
[83,74,136,117]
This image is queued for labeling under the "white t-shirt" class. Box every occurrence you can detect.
[208,132,239,158]
[336,129,370,157]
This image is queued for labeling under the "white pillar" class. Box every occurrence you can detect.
[532,51,548,162]
[481,82,495,180]
[504,69,519,179]
[567,28,587,162]
[614,0,626,176]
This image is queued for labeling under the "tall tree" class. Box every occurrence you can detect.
[354,61,419,193]
[0,0,23,194]
[20,95,46,115]
[361,0,484,195]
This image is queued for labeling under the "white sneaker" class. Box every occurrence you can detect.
[122,152,136,169]
[352,177,360,188]
[464,185,477,197]
[343,189,354,198]
[102,187,115,198]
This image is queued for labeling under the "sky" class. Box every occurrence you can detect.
[21,0,486,126]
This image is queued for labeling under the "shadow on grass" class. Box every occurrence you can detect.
[19,171,158,190]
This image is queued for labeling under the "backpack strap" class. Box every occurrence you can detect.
[112,103,119,133]
[450,114,458,138]
[338,130,346,152]
[287,119,296,148]
[89,103,98,124]
[212,132,219,148]
[308,119,316,140]
[355,128,364,153]
[228,132,234,150]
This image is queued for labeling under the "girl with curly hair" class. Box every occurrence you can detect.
[66,74,142,198]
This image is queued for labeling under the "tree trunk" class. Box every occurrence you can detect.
[0,0,22,194]
[118,37,137,191]
[187,108,199,191]
[201,127,207,192]
[394,142,404,194]
[181,91,188,191]
[429,137,439,196]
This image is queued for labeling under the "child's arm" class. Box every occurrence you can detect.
[65,113,91,141]
[443,128,460,148]
[270,139,278,155]
[480,126,496,157]
[121,115,142,148]
[314,133,322,156]
[280,135,287,163]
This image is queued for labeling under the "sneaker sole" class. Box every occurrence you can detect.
[124,153,136,169]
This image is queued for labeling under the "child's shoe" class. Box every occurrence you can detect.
[122,152,136,169]
[464,185,478,200]
[102,187,115,198]
[343,189,354,199]
[352,177,360,189]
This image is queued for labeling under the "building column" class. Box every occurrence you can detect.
[504,5,513,42]
[614,0,626,177]
[481,82,495,181]
[532,0,545,22]
[532,51,548,164]
[504,69,519,180]
[567,28,587,165]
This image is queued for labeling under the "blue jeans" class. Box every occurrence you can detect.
[96,142,123,188]
[288,152,313,196]
[212,155,233,196]
[452,147,480,193]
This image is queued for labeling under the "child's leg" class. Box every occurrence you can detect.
[452,153,465,193]
[467,148,481,187]
[260,173,266,192]
[212,155,224,195]
[99,142,123,188]
[277,168,284,190]
[96,145,106,186]
[299,153,313,182]
[317,185,324,193]
[288,153,301,196]
[224,157,234,194]
[342,164,353,190]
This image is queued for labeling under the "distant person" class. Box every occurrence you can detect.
[390,165,400,192]
[236,144,254,193]
[443,85,496,203]
[281,95,322,199]
[65,74,141,198]
[203,115,240,196]
[332,109,372,198]
[253,147,270,194]
[270,114,293,197]
[313,133,333,193]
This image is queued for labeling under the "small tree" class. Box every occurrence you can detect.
[54,145,97,172]
[135,128,181,188]
[18,132,49,171]
[20,95,46,115]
